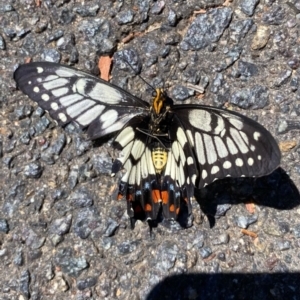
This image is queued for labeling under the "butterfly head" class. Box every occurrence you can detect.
[152,88,173,116]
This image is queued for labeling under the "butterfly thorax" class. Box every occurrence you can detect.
[149,88,171,135]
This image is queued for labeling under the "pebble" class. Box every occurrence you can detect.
[73,207,102,239]
[199,246,212,259]
[54,248,88,277]
[116,10,134,25]
[49,214,72,235]
[230,85,269,109]
[239,0,259,16]
[262,5,285,25]
[70,188,93,208]
[181,7,232,51]
[230,19,254,43]
[23,162,43,178]
[19,270,30,298]
[73,4,100,17]
[251,25,270,50]
[0,219,9,233]
[77,277,98,290]
[41,48,61,63]
[234,214,258,229]
[155,240,179,271]
[0,34,6,50]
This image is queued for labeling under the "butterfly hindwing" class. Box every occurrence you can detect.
[14,62,149,139]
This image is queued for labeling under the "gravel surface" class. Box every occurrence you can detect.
[1,0,300,299]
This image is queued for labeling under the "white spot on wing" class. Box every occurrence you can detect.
[195,132,206,165]
[186,129,194,147]
[202,170,208,179]
[248,157,254,166]
[250,145,255,151]
[213,115,225,134]
[58,112,67,122]
[87,82,122,104]
[228,118,243,130]
[129,165,137,185]
[254,131,261,141]
[100,109,118,129]
[192,174,197,185]
[131,140,146,160]
[211,166,219,175]
[258,155,262,160]
[51,87,69,97]
[214,136,228,158]
[203,133,217,164]
[189,109,211,132]
[44,75,59,82]
[33,86,40,93]
[37,67,43,73]
[235,158,243,167]
[176,127,187,146]
[59,94,84,106]
[187,156,194,165]
[51,102,59,110]
[43,78,69,90]
[56,68,82,77]
[41,94,50,101]
[223,161,232,169]
[66,100,95,118]
[230,128,249,154]
[240,131,249,145]
[226,137,238,155]
[172,142,180,161]
[115,126,135,147]
[76,104,105,126]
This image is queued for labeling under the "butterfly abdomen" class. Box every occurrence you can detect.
[151,146,168,174]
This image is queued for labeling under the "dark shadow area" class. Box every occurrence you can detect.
[195,167,300,228]
[146,272,300,300]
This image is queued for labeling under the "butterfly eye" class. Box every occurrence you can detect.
[14,61,281,226]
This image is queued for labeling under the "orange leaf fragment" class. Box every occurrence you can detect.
[279,140,297,152]
[241,229,258,238]
[98,56,112,81]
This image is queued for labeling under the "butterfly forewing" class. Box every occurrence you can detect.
[172,105,281,189]
[14,62,149,139]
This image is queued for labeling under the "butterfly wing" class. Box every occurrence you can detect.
[172,105,281,189]
[14,62,149,139]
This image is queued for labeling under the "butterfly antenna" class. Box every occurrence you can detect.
[121,53,157,95]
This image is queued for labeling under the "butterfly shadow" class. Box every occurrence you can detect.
[193,167,300,228]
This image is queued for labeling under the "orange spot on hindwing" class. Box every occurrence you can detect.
[145,203,152,212]
[161,191,169,204]
[152,190,161,203]
[169,204,175,212]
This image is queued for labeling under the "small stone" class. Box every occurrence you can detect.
[234,215,258,229]
[199,247,212,259]
[276,240,291,251]
[116,10,134,25]
[41,48,61,63]
[24,162,43,178]
[239,0,259,16]
[262,5,285,25]
[0,219,9,233]
[77,277,97,290]
[251,25,270,50]
[151,1,165,14]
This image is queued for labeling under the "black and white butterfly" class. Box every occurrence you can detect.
[14,62,281,224]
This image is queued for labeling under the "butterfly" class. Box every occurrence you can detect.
[14,61,281,226]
